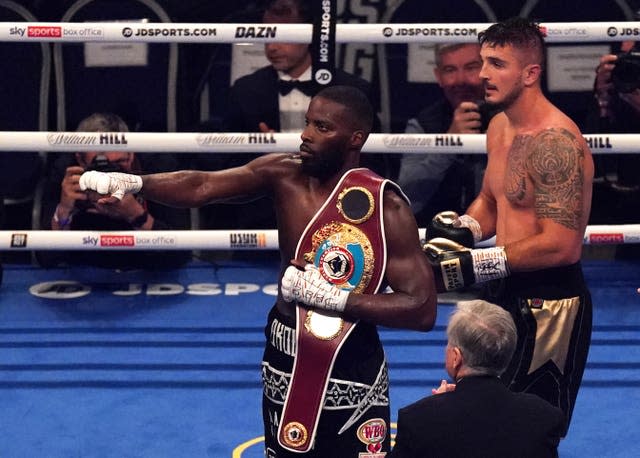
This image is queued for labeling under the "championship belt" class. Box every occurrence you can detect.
[278,169,391,452]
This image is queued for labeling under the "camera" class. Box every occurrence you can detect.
[611,52,640,93]
[475,100,498,132]
[85,154,122,173]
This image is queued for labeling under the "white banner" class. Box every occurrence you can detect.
[0,132,636,155]
[1,230,280,250]
[2,224,639,251]
[1,22,639,43]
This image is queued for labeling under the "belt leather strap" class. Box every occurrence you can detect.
[278,168,395,452]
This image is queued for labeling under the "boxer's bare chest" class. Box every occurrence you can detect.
[503,134,536,207]
[487,131,534,208]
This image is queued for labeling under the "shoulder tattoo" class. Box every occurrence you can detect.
[528,128,584,230]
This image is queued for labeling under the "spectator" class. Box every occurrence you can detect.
[389,300,564,458]
[195,0,389,232]
[38,112,191,269]
[397,43,499,227]
[584,40,640,258]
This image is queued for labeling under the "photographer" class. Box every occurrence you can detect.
[38,113,191,269]
[585,40,640,254]
[397,43,500,227]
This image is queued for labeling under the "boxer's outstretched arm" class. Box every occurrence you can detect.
[84,153,289,208]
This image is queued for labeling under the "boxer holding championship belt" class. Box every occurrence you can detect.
[79,85,437,455]
[279,169,389,453]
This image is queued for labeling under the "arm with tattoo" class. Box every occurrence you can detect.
[528,128,585,231]
[503,127,588,270]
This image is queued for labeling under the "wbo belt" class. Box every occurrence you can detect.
[278,170,389,452]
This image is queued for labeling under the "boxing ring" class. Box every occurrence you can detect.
[1,17,640,458]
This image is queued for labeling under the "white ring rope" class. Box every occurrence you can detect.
[1,20,637,253]
[0,132,634,154]
[1,21,638,43]
[1,225,639,250]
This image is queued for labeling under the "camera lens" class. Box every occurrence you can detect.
[611,52,640,93]
[86,154,122,172]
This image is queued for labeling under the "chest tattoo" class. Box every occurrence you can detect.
[505,135,530,202]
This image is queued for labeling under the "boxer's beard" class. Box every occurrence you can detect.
[487,83,523,112]
[301,150,343,179]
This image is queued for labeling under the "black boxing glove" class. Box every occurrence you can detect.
[426,211,482,248]
[423,237,510,292]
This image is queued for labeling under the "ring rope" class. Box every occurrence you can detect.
[1,21,638,43]
[0,132,634,154]
[1,225,638,251]
[1,20,637,253]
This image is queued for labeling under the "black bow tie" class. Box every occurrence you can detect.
[278,79,317,96]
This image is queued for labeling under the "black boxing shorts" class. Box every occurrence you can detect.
[483,262,592,436]
[261,305,391,457]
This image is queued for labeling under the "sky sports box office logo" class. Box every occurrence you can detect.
[10,25,103,38]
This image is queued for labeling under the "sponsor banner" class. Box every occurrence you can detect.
[373,134,482,153]
[46,132,129,148]
[84,234,177,248]
[377,24,486,43]
[233,26,276,39]
[100,235,135,247]
[312,0,336,86]
[28,280,279,299]
[1,229,278,251]
[195,133,276,147]
[3,131,640,154]
[121,26,217,38]
[588,233,625,244]
[230,232,268,249]
[584,135,613,151]
[10,233,28,248]
[0,22,306,43]
[27,25,62,38]
[3,21,640,43]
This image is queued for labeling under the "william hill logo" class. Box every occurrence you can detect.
[230,232,267,248]
[99,133,128,145]
[435,135,463,147]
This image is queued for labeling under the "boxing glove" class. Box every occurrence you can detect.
[423,237,510,292]
[426,211,482,248]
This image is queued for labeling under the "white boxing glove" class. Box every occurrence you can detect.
[280,264,349,313]
[79,170,143,200]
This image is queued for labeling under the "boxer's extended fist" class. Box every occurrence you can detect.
[79,171,143,200]
[281,264,349,313]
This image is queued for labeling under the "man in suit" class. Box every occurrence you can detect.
[225,0,379,135]
[389,300,564,458]
[198,0,388,233]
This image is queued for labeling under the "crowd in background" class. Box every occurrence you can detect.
[1,0,640,267]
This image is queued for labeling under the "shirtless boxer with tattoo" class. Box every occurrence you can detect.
[424,17,594,436]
